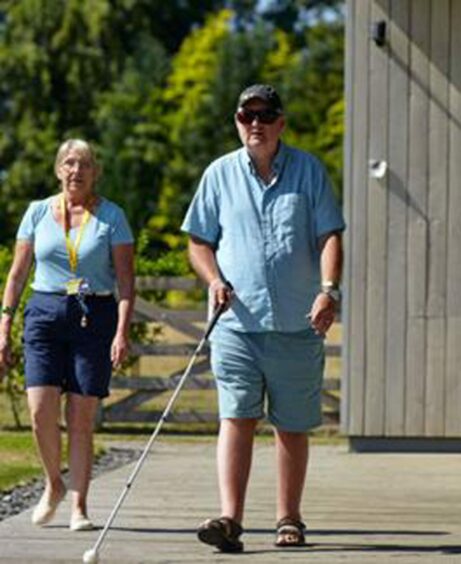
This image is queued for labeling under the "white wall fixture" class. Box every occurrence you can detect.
[368,159,387,179]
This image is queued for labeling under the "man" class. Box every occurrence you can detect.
[181,84,344,552]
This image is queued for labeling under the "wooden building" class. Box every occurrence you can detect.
[342,0,461,450]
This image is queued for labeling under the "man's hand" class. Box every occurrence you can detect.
[209,278,233,312]
[307,292,337,336]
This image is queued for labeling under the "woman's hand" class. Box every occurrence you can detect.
[110,332,130,369]
[0,331,13,379]
[307,292,337,336]
[112,243,135,370]
[0,240,34,380]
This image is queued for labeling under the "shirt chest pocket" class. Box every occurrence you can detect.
[272,193,308,238]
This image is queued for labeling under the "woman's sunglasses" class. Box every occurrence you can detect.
[236,107,282,125]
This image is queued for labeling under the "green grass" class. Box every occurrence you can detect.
[0,393,30,430]
[0,433,42,490]
[1,466,41,489]
[0,429,106,492]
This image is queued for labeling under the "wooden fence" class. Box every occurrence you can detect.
[100,277,341,428]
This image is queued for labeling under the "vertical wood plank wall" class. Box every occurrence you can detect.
[385,0,409,436]
[341,0,354,431]
[364,0,389,436]
[343,0,461,439]
[346,0,369,435]
[405,0,430,436]
[445,1,461,435]
[425,0,450,437]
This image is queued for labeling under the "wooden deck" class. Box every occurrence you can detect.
[0,440,460,563]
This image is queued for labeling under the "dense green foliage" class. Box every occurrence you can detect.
[0,0,344,253]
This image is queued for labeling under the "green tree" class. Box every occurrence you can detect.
[261,16,344,195]
[93,35,170,233]
[147,4,344,247]
[311,97,344,200]
[148,10,291,249]
[0,0,345,248]
[0,0,227,243]
[147,10,236,249]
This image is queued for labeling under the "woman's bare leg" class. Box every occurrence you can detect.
[65,393,99,519]
[27,386,66,524]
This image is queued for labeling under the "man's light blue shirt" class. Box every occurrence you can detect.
[181,142,345,333]
[17,196,134,294]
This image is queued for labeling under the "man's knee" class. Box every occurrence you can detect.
[220,418,259,431]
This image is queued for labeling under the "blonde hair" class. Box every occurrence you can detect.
[54,139,101,181]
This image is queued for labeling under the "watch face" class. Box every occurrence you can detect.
[324,289,341,302]
[332,290,341,302]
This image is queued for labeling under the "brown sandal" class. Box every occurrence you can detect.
[275,517,306,547]
[197,516,244,552]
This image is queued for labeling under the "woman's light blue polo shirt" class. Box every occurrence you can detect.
[181,143,345,333]
[17,196,134,294]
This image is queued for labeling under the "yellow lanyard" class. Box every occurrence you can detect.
[60,194,92,274]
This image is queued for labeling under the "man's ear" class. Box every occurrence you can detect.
[279,116,286,133]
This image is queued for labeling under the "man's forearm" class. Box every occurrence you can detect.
[319,232,343,285]
[188,237,221,285]
[188,236,233,310]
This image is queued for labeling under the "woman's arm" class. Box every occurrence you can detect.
[0,241,34,372]
[110,243,135,368]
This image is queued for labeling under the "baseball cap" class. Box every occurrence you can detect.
[237,84,283,112]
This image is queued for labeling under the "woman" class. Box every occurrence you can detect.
[0,139,135,531]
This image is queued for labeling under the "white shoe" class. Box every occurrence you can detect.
[70,514,94,531]
[31,484,67,526]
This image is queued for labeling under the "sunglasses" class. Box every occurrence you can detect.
[236,107,282,125]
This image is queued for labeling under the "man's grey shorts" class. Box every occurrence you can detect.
[210,326,324,432]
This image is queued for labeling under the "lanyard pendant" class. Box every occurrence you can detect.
[76,283,90,329]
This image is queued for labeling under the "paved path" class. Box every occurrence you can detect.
[1,440,461,563]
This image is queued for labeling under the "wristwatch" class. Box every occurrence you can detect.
[321,281,341,303]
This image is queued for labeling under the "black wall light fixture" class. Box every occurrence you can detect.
[371,20,386,47]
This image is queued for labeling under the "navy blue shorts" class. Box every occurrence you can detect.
[23,292,118,398]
